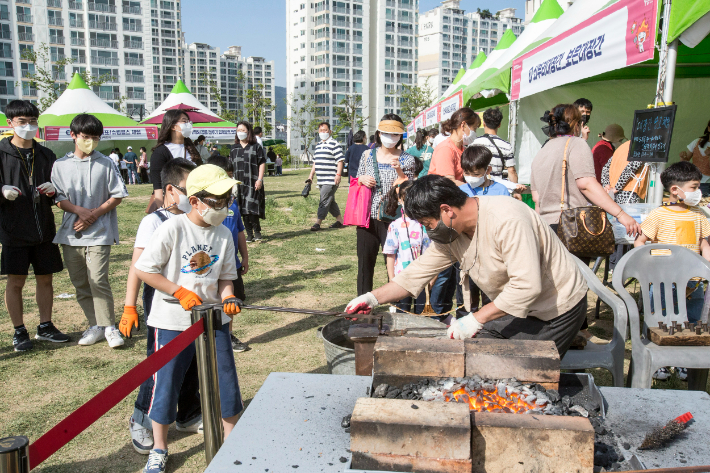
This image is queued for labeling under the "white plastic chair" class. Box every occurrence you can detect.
[612,244,710,389]
[560,257,628,387]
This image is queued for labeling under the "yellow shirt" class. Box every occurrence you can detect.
[640,205,710,254]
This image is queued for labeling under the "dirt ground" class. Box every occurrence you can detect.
[0,168,705,472]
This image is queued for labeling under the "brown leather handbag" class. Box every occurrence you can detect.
[556,138,615,258]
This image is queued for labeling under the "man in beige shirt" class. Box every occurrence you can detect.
[346,175,589,356]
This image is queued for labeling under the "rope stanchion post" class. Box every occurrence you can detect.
[0,436,30,473]
[191,304,224,465]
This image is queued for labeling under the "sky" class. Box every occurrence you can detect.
[182,0,527,89]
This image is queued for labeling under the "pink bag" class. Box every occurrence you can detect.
[343,178,372,228]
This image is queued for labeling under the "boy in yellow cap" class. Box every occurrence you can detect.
[134,164,244,473]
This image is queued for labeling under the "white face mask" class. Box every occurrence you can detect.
[198,201,229,226]
[380,133,400,149]
[465,175,486,188]
[237,131,248,141]
[319,132,331,141]
[462,124,477,146]
[14,124,38,140]
[167,190,192,214]
[680,188,703,207]
[179,122,193,138]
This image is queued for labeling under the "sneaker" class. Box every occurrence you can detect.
[653,367,671,380]
[311,223,321,232]
[231,334,249,352]
[254,232,263,241]
[35,322,70,343]
[129,416,154,454]
[105,326,125,348]
[143,449,168,473]
[13,327,33,352]
[77,326,105,346]
[329,221,345,229]
[676,367,688,381]
[245,234,254,243]
[176,416,203,434]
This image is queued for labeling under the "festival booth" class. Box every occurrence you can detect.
[141,80,237,144]
[38,73,157,156]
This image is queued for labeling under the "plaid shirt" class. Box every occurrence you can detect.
[356,148,416,220]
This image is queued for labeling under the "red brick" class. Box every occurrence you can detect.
[373,337,465,378]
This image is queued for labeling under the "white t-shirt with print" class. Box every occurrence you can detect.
[135,214,239,331]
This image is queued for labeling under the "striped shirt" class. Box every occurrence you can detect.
[314,137,344,186]
[640,205,710,254]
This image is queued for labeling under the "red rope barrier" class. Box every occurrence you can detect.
[28,319,206,469]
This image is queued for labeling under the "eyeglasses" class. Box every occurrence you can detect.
[178,118,192,124]
[199,195,234,211]
[12,118,38,126]
[172,185,187,194]
[77,134,101,142]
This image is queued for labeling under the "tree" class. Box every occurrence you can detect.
[476,8,494,19]
[20,44,74,112]
[198,71,238,123]
[245,82,275,136]
[285,92,320,162]
[397,77,436,124]
[332,94,368,135]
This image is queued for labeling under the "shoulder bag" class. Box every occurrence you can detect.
[556,138,615,258]
[372,150,401,223]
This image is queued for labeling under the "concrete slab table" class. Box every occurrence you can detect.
[205,373,710,472]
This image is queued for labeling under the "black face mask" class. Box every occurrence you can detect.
[427,215,460,245]
[581,114,591,125]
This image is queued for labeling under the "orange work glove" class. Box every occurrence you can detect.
[119,305,140,338]
[222,295,242,316]
[173,286,203,311]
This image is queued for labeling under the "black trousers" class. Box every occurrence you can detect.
[356,219,391,295]
[243,214,262,235]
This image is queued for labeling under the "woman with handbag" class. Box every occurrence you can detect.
[231,121,266,242]
[355,114,417,295]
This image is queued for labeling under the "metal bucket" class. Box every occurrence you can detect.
[318,318,356,375]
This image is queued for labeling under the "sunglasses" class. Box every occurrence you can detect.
[199,195,235,211]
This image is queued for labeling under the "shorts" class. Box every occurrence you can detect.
[147,322,243,425]
[1,241,64,276]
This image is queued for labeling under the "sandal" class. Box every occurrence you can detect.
[310,223,321,232]
[329,221,344,229]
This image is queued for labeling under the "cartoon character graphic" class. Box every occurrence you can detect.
[181,251,219,275]
[631,17,649,53]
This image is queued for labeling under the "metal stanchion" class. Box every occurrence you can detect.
[191,305,224,465]
[0,437,29,473]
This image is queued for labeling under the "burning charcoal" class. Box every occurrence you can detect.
[569,405,589,417]
[455,377,464,383]
[533,383,547,393]
[524,395,537,404]
[341,415,351,428]
[421,392,435,401]
[442,379,455,391]
[373,384,388,398]
[535,398,548,407]
[385,388,401,399]
[561,395,572,408]
[502,407,513,413]
[546,389,561,403]
[482,383,495,392]
[496,384,507,398]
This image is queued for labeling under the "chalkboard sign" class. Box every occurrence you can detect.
[627,105,677,163]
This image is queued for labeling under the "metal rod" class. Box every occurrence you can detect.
[622,466,710,473]
[241,304,384,319]
[0,436,30,473]
[191,305,224,466]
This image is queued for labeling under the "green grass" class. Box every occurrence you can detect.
[0,168,706,472]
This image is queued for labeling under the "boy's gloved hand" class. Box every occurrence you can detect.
[174,286,203,311]
[37,182,56,197]
[447,313,484,340]
[222,295,242,315]
[119,305,140,338]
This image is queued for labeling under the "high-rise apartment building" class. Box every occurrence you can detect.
[183,43,276,137]
[285,0,419,153]
[418,0,524,95]
[0,0,184,120]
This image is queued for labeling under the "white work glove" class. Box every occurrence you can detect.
[345,292,379,315]
[37,182,56,197]
[447,313,484,340]
[2,185,20,201]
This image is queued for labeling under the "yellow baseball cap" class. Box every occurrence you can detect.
[186,164,241,197]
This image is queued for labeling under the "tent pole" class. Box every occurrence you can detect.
[508,99,519,158]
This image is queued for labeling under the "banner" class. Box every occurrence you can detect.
[407,121,415,136]
[44,126,158,141]
[415,113,424,131]
[424,104,440,128]
[511,0,657,100]
[439,90,463,122]
[189,128,237,141]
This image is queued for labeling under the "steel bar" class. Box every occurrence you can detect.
[191,305,224,466]
[622,467,710,473]
[241,304,384,319]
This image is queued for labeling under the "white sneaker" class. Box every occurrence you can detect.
[143,449,168,473]
[653,367,671,380]
[129,416,154,455]
[105,326,125,348]
[176,416,203,434]
[77,326,105,346]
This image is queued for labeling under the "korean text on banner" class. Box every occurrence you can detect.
[415,113,424,131]
[407,121,415,135]
[440,91,463,122]
[424,104,440,128]
[511,0,657,100]
[189,128,237,140]
[44,126,159,141]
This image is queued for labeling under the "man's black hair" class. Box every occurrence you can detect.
[161,157,196,192]
[404,174,469,221]
[573,98,593,111]
[5,100,39,120]
[317,121,331,131]
[253,126,263,135]
[482,107,503,130]
[70,113,104,137]
[208,154,234,174]
[661,161,703,191]
[369,134,375,143]
[461,145,493,173]
[353,130,366,143]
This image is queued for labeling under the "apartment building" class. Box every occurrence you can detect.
[285,0,419,153]
[183,43,276,137]
[0,0,184,119]
[418,0,524,95]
